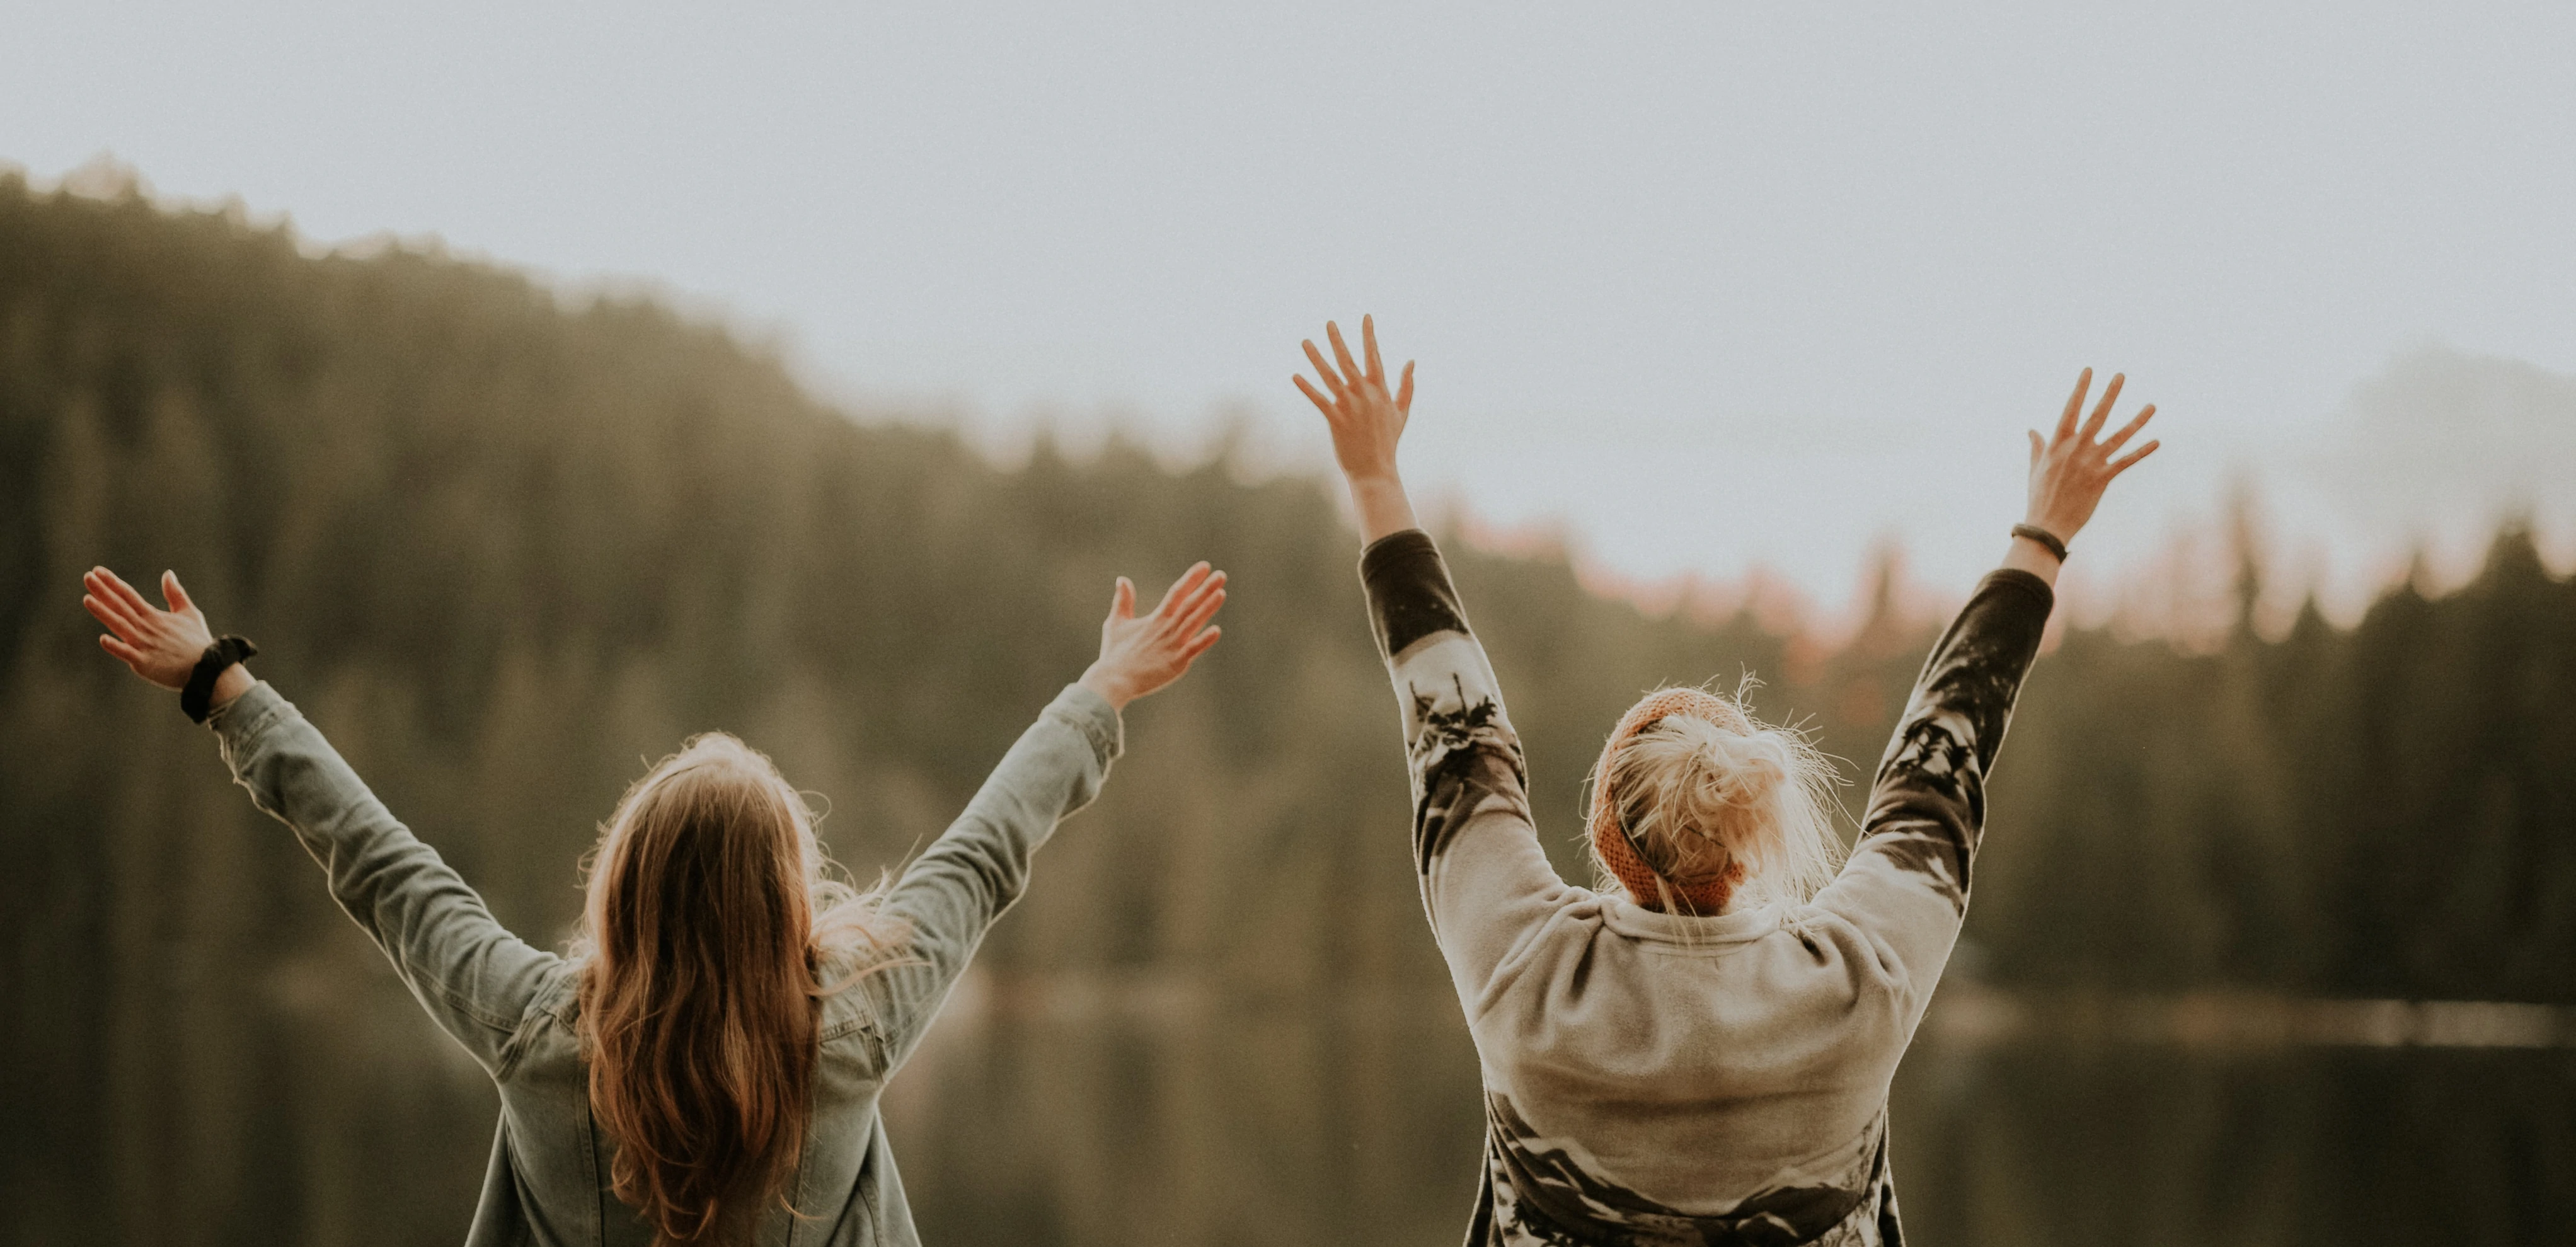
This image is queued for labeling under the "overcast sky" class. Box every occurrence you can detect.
[9,1,2574,624]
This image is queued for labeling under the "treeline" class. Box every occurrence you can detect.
[3,174,2572,1242]
[1991,539,2576,1001]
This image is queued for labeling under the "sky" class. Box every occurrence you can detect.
[8,1,2575,626]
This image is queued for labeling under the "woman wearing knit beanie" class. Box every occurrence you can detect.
[1296,318,2157,1247]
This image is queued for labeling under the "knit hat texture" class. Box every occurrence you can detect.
[1587,687,1752,914]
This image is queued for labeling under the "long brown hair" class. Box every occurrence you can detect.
[575,733,904,1243]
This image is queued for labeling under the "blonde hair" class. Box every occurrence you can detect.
[573,733,907,1244]
[1589,684,1845,913]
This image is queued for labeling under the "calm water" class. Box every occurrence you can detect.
[28,968,2574,1245]
[878,981,2576,1247]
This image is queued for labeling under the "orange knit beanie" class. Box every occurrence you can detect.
[1588,687,1752,914]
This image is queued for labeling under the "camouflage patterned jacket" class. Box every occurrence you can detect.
[1360,529,2052,1247]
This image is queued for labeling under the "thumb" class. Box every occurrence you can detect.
[162,570,195,616]
[2027,430,2044,467]
[1111,577,1136,621]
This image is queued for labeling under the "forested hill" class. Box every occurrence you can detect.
[6,171,2576,1232]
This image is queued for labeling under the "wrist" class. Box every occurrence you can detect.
[1076,666,1136,711]
[2018,515,2074,543]
[2000,537,2063,588]
[2010,522,2069,561]
[181,635,259,723]
[209,663,254,710]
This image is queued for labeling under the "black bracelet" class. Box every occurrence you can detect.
[2010,524,2069,563]
[182,635,258,724]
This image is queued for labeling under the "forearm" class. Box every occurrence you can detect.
[212,683,552,1062]
[215,686,503,945]
[1890,570,2054,783]
[209,662,254,709]
[1358,529,1517,817]
[1357,529,1569,979]
[869,685,1121,1065]
[1849,569,2054,911]
[1347,474,1418,545]
[883,687,1120,960]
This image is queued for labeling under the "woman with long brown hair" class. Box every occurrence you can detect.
[81,560,1227,1245]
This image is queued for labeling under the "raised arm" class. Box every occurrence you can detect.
[862,563,1226,1071]
[1298,318,1575,998]
[83,568,558,1073]
[1815,369,2159,1025]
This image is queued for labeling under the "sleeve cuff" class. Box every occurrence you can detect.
[1978,567,2057,614]
[1358,527,1439,584]
[205,680,289,743]
[1049,682,1125,768]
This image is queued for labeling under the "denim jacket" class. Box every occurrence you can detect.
[210,679,1124,1246]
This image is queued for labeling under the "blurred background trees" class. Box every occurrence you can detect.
[5,175,2572,1244]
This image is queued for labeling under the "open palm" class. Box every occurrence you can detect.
[2025,367,2159,544]
[1077,562,1227,710]
[1294,316,1413,484]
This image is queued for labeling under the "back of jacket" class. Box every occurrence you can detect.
[1357,530,2052,1246]
[465,969,906,1247]
[209,681,1124,1246]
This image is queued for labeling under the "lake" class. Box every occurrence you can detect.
[880,974,2576,1247]
[25,961,2573,1245]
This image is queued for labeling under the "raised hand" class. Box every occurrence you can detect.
[83,566,251,706]
[1076,562,1228,710]
[1295,315,1413,485]
[2024,367,2159,549]
[1294,316,1420,541]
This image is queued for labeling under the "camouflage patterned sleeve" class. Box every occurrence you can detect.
[1817,568,2053,1022]
[1360,531,1574,990]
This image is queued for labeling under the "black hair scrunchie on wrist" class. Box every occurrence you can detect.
[183,635,259,724]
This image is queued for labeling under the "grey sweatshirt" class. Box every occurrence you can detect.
[1360,529,2051,1247]
[209,679,1123,1246]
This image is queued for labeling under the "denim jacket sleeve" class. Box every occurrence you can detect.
[210,682,561,1074]
[859,683,1122,1072]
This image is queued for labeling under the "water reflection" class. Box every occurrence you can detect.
[882,979,1488,1247]
[1891,1040,2576,1247]
[883,977,2576,1247]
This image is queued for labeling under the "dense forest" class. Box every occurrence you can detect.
[4,173,2573,1244]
